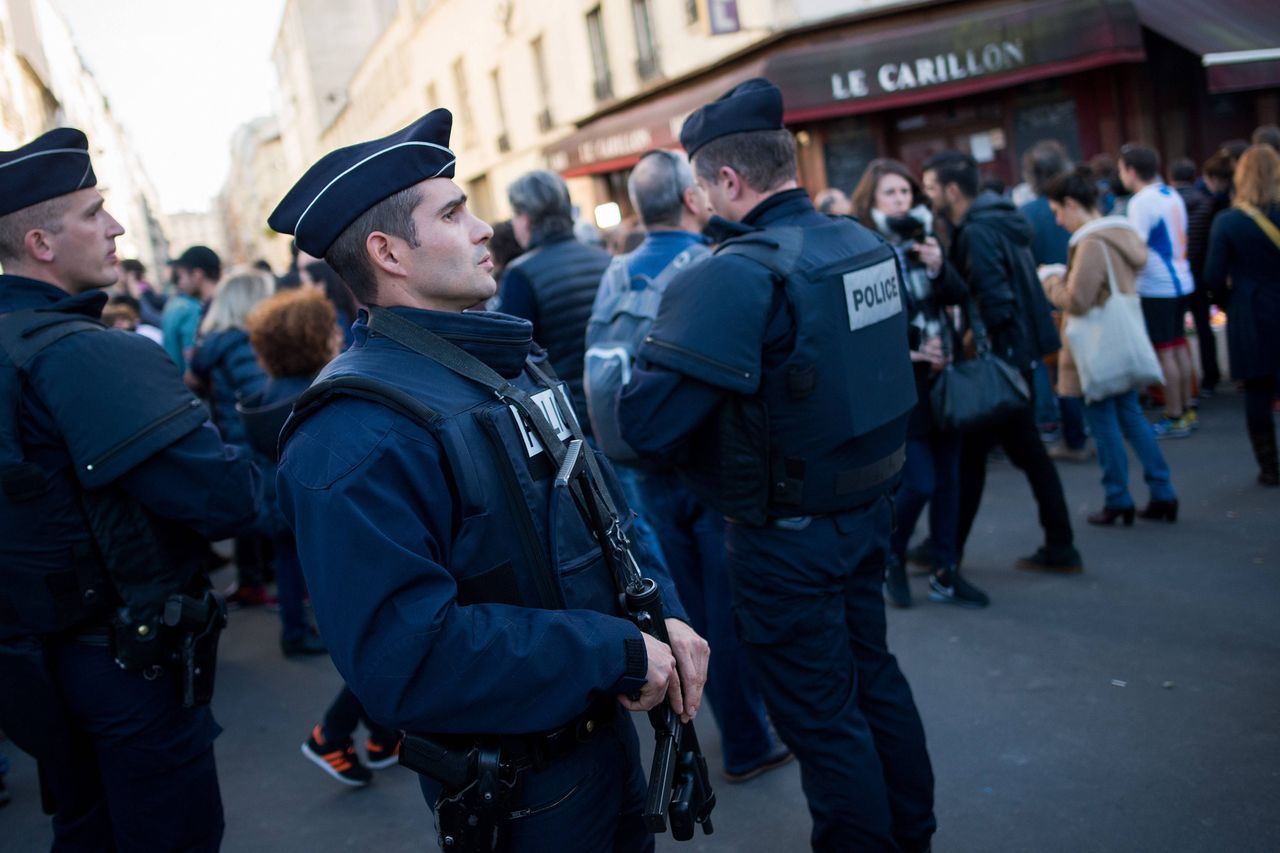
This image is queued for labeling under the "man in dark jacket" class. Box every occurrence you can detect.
[0,127,259,850]
[496,170,610,429]
[923,151,1082,573]
[1173,158,1222,394]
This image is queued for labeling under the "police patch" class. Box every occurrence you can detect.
[842,258,902,331]
[510,385,575,458]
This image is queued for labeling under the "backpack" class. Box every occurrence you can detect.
[583,243,708,461]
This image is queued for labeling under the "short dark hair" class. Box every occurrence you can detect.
[1252,124,1280,152]
[1044,165,1099,210]
[507,170,574,244]
[304,260,359,319]
[1202,151,1234,181]
[0,195,71,264]
[121,258,146,277]
[628,150,695,228]
[923,151,979,199]
[323,185,421,305]
[1170,157,1197,184]
[1119,144,1160,181]
[691,129,796,194]
[1023,140,1071,195]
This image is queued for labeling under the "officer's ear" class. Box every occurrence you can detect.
[365,230,408,279]
[718,166,744,201]
[23,227,57,264]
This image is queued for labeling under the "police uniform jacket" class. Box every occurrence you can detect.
[276,306,687,736]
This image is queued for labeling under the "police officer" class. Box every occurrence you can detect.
[0,128,259,850]
[619,79,936,852]
[268,108,709,852]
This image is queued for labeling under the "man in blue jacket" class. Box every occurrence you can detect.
[0,128,259,851]
[269,108,707,852]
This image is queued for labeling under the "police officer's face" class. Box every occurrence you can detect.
[46,189,125,293]
[402,178,497,311]
[873,173,914,218]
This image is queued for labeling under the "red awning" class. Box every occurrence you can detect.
[1132,0,1280,92]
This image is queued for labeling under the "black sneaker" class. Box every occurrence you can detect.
[928,566,990,608]
[365,735,401,770]
[905,539,934,574]
[281,630,327,658]
[884,557,912,609]
[301,725,372,787]
[722,745,794,783]
[1015,545,1083,575]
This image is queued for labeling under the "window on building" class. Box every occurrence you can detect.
[425,81,439,109]
[632,0,661,82]
[586,7,613,102]
[530,36,554,132]
[491,68,510,153]
[452,59,475,146]
[685,0,699,25]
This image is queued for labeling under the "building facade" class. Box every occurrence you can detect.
[221,116,293,272]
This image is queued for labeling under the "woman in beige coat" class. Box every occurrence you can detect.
[1042,167,1179,526]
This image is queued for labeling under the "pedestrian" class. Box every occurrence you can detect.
[814,186,852,215]
[1173,157,1222,395]
[585,148,792,783]
[1253,124,1280,152]
[0,127,259,851]
[189,268,275,608]
[1119,143,1198,438]
[268,108,708,851]
[851,158,988,608]
[115,257,166,327]
[1019,140,1073,266]
[1043,166,1179,523]
[922,150,1082,574]
[496,169,611,430]
[161,244,220,373]
[1202,144,1280,486]
[620,78,936,852]
[238,287,334,657]
[300,259,359,349]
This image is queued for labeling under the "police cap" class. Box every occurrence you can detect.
[679,78,785,159]
[269,109,457,257]
[0,127,97,217]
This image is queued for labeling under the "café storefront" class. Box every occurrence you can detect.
[546,0,1279,218]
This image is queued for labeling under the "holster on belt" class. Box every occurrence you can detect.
[109,589,227,707]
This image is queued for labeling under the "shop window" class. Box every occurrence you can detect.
[586,7,614,102]
[1013,99,1082,165]
[822,117,878,196]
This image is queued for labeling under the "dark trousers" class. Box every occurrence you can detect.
[1059,395,1088,450]
[272,535,310,643]
[44,640,223,852]
[322,686,397,747]
[628,467,776,775]
[726,500,935,852]
[1244,376,1277,434]
[1187,288,1220,390]
[417,714,653,853]
[957,393,1075,558]
[233,534,272,590]
[891,433,961,568]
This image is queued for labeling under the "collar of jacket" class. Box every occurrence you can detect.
[1068,215,1138,247]
[0,274,108,316]
[355,305,534,379]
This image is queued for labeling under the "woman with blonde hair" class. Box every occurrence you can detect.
[188,268,276,604]
[1204,144,1280,485]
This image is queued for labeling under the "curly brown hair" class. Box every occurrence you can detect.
[246,288,337,379]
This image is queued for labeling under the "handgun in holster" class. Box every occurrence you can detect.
[164,590,227,707]
[400,734,512,852]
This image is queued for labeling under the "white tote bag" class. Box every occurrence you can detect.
[1064,242,1165,403]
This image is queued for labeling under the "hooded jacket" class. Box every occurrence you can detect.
[1042,217,1148,398]
[189,328,267,449]
[951,191,1061,370]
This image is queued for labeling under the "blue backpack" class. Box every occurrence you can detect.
[583,244,709,462]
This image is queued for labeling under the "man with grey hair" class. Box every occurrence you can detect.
[586,148,792,785]
[497,169,610,429]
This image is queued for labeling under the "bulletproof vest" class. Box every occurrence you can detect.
[584,243,710,462]
[281,335,627,617]
[672,220,917,523]
[504,236,611,430]
[0,307,210,639]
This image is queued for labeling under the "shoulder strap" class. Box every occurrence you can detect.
[715,227,804,279]
[282,374,441,452]
[1238,203,1280,251]
[0,310,104,370]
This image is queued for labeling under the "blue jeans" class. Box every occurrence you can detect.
[619,465,778,775]
[1082,390,1177,509]
[1059,395,1088,450]
[891,433,961,568]
[1033,362,1058,425]
[273,535,311,643]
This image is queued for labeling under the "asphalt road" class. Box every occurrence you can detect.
[3,389,1277,852]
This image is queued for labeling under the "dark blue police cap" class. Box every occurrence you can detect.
[269,109,457,257]
[679,78,785,159]
[0,127,97,217]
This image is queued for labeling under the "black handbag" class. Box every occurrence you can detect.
[929,298,1031,432]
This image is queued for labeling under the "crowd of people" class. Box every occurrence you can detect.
[1,76,1277,852]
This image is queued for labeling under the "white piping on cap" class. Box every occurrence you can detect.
[0,148,90,170]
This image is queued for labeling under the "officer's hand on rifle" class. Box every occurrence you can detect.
[664,619,709,724]
[619,632,680,715]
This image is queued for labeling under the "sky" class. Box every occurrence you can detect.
[54,0,287,214]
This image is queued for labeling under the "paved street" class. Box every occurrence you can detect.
[3,389,1277,852]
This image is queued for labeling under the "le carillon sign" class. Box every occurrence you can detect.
[547,0,1142,173]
